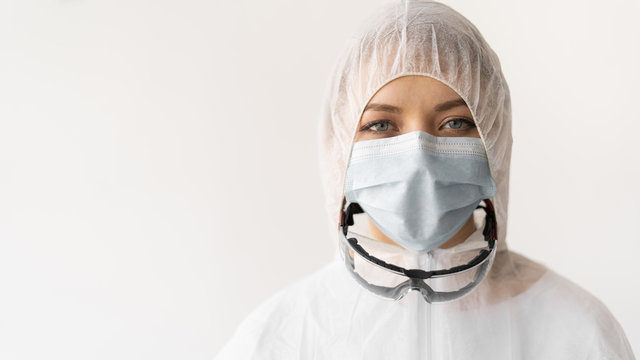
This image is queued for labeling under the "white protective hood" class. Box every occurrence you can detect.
[317,0,511,252]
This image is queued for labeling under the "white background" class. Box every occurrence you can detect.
[1,0,638,358]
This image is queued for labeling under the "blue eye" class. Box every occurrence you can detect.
[444,118,475,130]
[371,121,389,131]
[362,120,392,132]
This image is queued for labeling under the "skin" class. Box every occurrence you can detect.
[353,75,480,249]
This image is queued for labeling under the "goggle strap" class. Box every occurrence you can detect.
[341,199,497,280]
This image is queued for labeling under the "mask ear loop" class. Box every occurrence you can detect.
[340,199,497,279]
[477,198,497,248]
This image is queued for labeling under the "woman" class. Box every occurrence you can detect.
[216,1,634,358]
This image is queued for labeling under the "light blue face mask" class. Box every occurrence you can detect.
[343,131,496,253]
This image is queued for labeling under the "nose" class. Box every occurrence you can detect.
[402,113,437,136]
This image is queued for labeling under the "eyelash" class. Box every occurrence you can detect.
[441,118,476,130]
[360,120,395,132]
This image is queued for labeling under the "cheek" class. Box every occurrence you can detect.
[353,130,368,142]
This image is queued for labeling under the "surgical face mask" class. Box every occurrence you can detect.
[343,130,496,252]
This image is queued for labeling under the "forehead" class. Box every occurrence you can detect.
[365,75,464,107]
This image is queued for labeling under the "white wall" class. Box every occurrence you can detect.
[0,0,637,358]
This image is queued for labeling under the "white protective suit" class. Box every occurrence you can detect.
[216,1,635,359]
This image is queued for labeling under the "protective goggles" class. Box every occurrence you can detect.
[339,199,497,303]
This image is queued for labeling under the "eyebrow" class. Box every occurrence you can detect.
[363,98,468,113]
[363,103,403,114]
[434,98,468,112]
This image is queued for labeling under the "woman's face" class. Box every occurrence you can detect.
[352,75,480,249]
[355,75,479,142]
